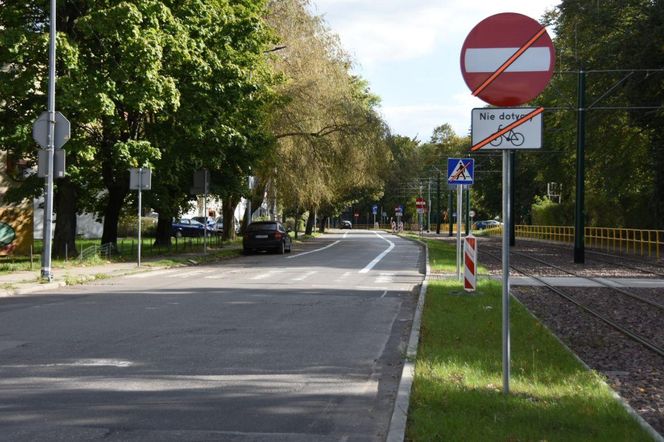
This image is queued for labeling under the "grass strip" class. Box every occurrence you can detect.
[407,239,652,441]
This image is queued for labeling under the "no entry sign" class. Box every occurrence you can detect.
[460,12,555,106]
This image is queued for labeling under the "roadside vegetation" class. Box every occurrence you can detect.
[407,238,653,441]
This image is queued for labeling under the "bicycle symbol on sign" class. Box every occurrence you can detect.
[490,125,525,147]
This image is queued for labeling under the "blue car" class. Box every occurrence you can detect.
[171,218,214,238]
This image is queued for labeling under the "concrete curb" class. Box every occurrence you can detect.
[386,236,429,442]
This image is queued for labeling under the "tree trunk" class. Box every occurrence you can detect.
[101,183,128,247]
[154,216,173,247]
[305,210,315,235]
[52,179,78,259]
[318,216,326,234]
[222,195,238,240]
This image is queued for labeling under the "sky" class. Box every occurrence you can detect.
[310,0,561,141]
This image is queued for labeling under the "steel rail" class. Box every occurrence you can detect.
[505,248,664,312]
[481,247,664,358]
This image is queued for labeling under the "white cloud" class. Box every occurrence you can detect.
[313,0,559,66]
[311,0,560,138]
[381,93,484,141]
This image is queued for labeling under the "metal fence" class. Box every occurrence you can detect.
[507,225,663,259]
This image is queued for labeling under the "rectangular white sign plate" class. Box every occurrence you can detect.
[471,108,542,150]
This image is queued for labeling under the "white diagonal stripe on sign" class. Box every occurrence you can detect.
[465,47,551,73]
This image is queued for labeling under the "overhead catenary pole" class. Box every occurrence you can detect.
[427,178,431,232]
[436,171,441,234]
[41,0,57,282]
[574,69,586,263]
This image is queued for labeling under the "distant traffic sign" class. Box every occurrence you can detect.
[472,108,542,149]
[448,158,475,185]
[460,12,555,106]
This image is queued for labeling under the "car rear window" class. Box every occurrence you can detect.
[246,223,277,232]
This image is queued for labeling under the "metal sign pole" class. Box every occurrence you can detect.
[203,170,208,254]
[456,184,462,280]
[41,0,57,282]
[502,150,511,395]
[137,168,142,267]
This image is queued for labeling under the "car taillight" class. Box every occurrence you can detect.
[274,232,282,240]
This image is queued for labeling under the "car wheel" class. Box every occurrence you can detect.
[243,248,252,255]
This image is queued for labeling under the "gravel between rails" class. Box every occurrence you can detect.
[477,236,664,436]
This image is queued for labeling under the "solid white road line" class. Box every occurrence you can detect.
[359,233,395,274]
[287,240,340,259]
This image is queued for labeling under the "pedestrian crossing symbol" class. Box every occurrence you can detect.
[447,158,475,185]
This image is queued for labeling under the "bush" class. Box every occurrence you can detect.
[118,215,157,237]
[530,196,572,225]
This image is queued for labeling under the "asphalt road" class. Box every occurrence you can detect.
[0,230,424,441]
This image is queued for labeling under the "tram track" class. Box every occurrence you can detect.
[481,245,664,358]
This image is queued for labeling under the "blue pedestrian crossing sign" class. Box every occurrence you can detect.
[447,158,474,185]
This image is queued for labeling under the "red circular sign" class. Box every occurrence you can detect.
[460,13,555,106]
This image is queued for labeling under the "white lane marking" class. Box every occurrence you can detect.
[376,272,395,284]
[380,291,388,298]
[251,270,281,280]
[356,286,388,291]
[166,270,212,278]
[359,233,395,274]
[292,271,317,282]
[287,240,340,259]
[204,274,226,280]
[343,231,349,238]
[126,269,178,279]
[337,271,352,281]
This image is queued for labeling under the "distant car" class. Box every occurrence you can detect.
[474,220,502,230]
[340,220,352,229]
[171,218,214,238]
[243,221,292,254]
[192,216,222,234]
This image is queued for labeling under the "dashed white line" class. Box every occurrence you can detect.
[292,271,317,282]
[251,270,281,280]
[287,240,341,259]
[126,269,178,279]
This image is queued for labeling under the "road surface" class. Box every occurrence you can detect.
[0,230,424,441]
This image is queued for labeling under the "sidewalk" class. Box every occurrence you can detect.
[0,260,157,297]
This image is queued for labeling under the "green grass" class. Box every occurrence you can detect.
[0,236,242,274]
[407,239,653,441]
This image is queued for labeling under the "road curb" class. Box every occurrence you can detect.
[386,236,429,442]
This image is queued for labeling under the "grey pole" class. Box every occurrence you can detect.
[502,150,511,395]
[203,170,208,254]
[137,168,142,267]
[41,0,57,282]
[456,184,462,280]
